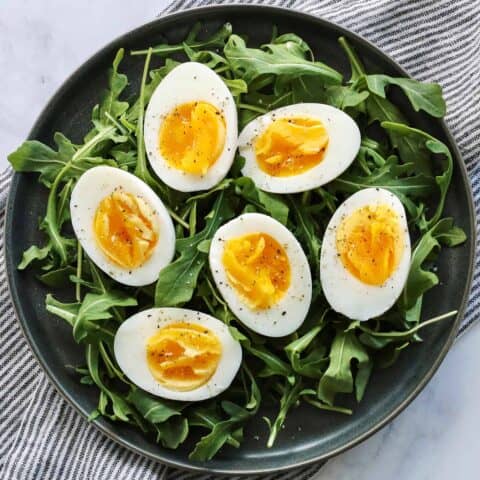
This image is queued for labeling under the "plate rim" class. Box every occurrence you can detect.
[4,3,477,475]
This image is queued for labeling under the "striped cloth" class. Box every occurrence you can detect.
[1,0,479,479]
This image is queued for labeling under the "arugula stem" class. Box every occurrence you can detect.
[206,276,226,309]
[99,341,131,385]
[338,36,366,79]
[74,126,116,162]
[358,310,457,338]
[214,66,230,74]
[131,45,186,56]
[45,162,73,265]
[134,47,152,183]
[237,103,268,114]
[202,296,216,316]
[189,201,197,235]
[168,208,189,229]
[266,379,303,448]
[75,243,83,302]
[304,397,352,415]
[180,203,193,221]
[104,112,136,146]
[132,48,179,212]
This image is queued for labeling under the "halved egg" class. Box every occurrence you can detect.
[209,213,312,337]
[238,103,361,193]
[114,308,242,401]
[144,62,237,192]
[320,188,411,321]
[70,165,175,287]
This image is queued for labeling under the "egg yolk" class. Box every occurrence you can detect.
[159,101,226,175]
[93,190,158,269]
[222,233,291,309]
[255,117,329,177]
[336,204,404,286]
[146,322,222,391]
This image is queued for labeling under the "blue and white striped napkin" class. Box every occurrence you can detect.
[1,1,479,479]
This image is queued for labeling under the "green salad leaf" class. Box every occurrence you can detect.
[365,75,446,118]
[402,218,464,310]
[224,34,343,85]
[128,388,183,423]
[189,367,260,461]
[155,191,234,307]
[317,329,371,406]
[72,291,137,343]
[234,177,289,224]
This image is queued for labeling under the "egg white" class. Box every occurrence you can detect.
[114,308,242,401]
[70,166,175,287]
[238,103,361,194]
[209,213,312,337]
[144,62,237,192]
[320,188,411,321]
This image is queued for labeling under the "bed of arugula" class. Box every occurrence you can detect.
[8,22,467,461]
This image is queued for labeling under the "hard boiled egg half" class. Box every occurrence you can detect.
[70,166,175,287]
[209,213,312,337]
[238,103,361,193]
[320,188,411,321]
[144,62,237,192]
[114,308,242,401]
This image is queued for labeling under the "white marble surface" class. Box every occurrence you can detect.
[1,1,479,479]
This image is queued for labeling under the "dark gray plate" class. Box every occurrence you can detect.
[4,5,476,475]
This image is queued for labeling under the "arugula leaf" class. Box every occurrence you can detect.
[189,367,260,461]
[38,265,76,287]
[72,291,137,343]
[401,218,465,309]
[331,155,436,214]
[97,49,129,123]
[224,35,342,85]
[289,198,322,275]
[128,388,182,423]
[86,342,134,422]
[18,244,51,270]
[234,177,289,224]
[365,74,446,118]
[189,407,247,461]
[155,191,234,307]
[8,133,117,188]
[285,312,327,378]
[223,78,248,97]
[243,342,293,380]
[367,97,433,176]
[338,36,433,175]
[45,294,80,326]
[382,122,453,227]
[435,220,467,247]
[184,44,229,72]
[156,416,189,449]
[8,140,63,188]
[317,329,370,406]
[324,85,369,110]
[272,33,314,59]
[11,125,122,266]
[189,403,241,448]
[131,22,233,56]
